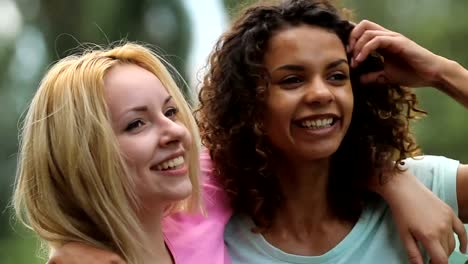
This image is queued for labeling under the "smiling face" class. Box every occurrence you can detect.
[104,63,193,206]
[263,24,353,164]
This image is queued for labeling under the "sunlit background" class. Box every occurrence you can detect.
[0,0,467,263]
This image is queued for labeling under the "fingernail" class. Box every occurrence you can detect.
[355,52,363,62]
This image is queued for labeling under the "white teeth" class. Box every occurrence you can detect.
[156,156,184,171]
[301,118,333,129]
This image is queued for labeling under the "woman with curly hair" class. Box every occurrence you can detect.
[196,0,468,263]
[43,1,468,263]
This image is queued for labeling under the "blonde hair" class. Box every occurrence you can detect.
[13,42,201,263]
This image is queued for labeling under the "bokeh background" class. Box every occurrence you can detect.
[0,0,467,263]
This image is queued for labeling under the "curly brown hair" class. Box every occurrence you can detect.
[196,0,426,230]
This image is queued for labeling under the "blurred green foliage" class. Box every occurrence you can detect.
[1,0,467,263]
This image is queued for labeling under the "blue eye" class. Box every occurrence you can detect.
[125,120,145,131]
[165,107,179,119]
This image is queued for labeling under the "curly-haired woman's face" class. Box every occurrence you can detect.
[262,24,354,163]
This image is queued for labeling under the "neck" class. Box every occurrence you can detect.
[264,156,355,255]
[275,157,334,230]
[137,202,173,264]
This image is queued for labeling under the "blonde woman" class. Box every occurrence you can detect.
[13,43,205,264]
[14,42,465,264]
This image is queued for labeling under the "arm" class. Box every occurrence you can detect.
[349,20,468,108]
[457,164,468,222]
[349,20,468,263]
[349,19,468,222]
[373,170,467,264]
[434,59,468,108]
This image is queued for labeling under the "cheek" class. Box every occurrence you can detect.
[183,130,192,150]
[338,86,354,128]
[264,92,294,125]
[177,121,192,150]
[118,137,151,167]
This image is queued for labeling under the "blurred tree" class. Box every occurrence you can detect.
[38,0,191,92]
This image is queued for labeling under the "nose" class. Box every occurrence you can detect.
[303,77,334,105]
[158,117,188,147]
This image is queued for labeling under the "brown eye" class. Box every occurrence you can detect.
[329,73,348,81]
[279,76,303,85]
[165,107,179,119]
[278,76,304,89]
[125,120,145,131]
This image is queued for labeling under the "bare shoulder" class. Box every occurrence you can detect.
[48,242,125,264]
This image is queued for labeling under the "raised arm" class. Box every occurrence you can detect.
[349,20,468,108]
[349,19,468,263]
[434,58,468,108]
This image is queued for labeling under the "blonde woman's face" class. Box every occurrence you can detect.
[104,63,192,206]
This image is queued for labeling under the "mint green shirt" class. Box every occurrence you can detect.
[225,156,464,264]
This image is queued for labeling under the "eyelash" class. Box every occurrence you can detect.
[279,76,303,85]
[125,119,145,132]
[165,107,179,119]
[329,72,348,81]
[124,107,179,132]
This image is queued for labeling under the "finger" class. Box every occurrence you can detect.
[403,234,424,264]
[419,239,448,264]
[359,71,388,85]
[447,233,456,255]
[453,216,468,253]
[352,30,397,61]
[349,20,389,51]
[354,35,402,66]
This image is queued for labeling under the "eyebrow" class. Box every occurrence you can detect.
[272,58,348,73]
[164,95,173,105]
[326,59,348,69]
[119,96,173,120]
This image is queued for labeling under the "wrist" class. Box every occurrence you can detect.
[372,170,416,205]
[433,57,468,107]
[433,56,466,90]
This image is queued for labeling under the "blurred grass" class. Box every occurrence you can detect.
[0,224,44,264]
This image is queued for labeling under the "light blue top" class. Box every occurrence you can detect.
[225,156,464,264]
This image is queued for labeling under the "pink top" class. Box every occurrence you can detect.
[163,149,233,264]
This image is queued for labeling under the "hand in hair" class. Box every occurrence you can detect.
[349,20,444,88]
[349,19,468,108]
[48,242,126,264]
[375,169,467,264]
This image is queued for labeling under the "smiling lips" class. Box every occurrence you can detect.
[300,117,334,129]
[296,116,339,130]
[154,156,185,171]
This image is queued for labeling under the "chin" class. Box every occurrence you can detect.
[298,144,341,161]
[162,183,193,202]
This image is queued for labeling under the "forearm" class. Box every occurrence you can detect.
[372,170,421,205]
[434,57,468,108]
